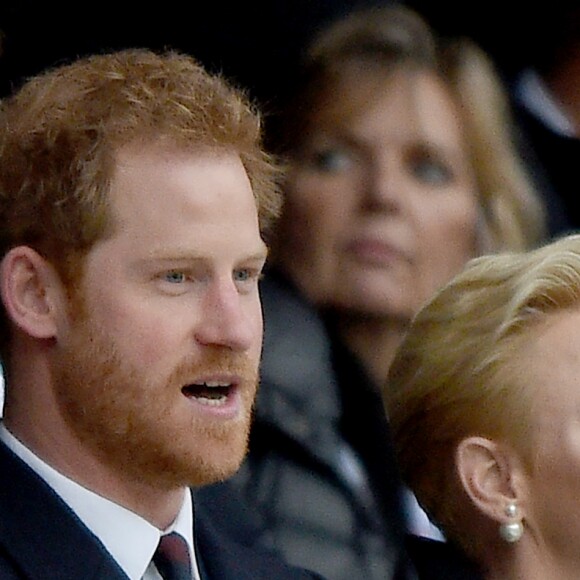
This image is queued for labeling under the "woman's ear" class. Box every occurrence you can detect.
[0,246,64,341]
[456,436,526,524]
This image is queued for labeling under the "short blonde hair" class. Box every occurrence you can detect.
[384,233,580,555]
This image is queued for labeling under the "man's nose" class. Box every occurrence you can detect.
[193,279,259,351]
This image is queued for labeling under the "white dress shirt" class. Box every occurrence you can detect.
[0,423,201,579]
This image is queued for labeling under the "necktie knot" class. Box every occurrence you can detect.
[153,532,192,580]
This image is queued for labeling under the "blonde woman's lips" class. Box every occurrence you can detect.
[346,238,407,267]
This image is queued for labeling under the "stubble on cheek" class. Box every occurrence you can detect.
[51,312,260,491]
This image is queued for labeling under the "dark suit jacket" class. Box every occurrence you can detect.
[0,439,322,579]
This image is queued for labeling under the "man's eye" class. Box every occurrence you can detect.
[233,268,264,289]
[233,269,252,283]
[164,271,186,283]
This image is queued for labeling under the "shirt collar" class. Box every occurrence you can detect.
[0,423,197,580]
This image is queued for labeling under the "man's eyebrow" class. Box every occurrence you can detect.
[242,248,270,262]
[140,247,269,263]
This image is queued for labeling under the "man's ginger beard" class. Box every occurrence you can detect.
[49,281,259,490]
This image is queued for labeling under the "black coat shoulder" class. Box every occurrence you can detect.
[403,535,483,580]
[194,489,324,579]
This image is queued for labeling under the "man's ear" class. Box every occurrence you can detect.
[456,436,526,524]
[0,246,65,340]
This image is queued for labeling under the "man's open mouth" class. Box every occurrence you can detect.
[182,382,233,406]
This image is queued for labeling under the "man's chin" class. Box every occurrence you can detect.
[177,429,250,488]
[185,449,248,488]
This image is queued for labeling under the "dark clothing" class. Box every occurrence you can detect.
[228,269,410,580]
[331,319,408,542]
[404,536,483,580]
[512,103,580,237]
[0,439,322,580]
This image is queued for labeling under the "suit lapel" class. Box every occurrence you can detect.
[0,440,128,580]
[193,492,257,580]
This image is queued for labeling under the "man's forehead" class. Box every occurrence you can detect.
[97,145,261,253]
[112,141,234,170]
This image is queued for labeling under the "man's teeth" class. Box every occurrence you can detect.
[182,382,232,406]
[197,395,227,407]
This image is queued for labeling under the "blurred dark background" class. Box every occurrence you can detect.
[1,1,578,236]
[0,1,576,104]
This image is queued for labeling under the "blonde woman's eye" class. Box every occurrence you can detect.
[414,160,452,184]
[309,148,353,172]
[409,150,454,186]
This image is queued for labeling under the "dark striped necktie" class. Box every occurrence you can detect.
[153,532,193,580]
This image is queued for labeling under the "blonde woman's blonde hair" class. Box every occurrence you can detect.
[384,233,580,556]
[270,4,546,251]
[440,38,546,250]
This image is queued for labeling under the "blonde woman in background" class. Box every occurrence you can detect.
[228,5,548,580]
[271,5,546,386]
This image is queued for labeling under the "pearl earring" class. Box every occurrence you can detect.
[505,503,517,518]
[499,502,523,543]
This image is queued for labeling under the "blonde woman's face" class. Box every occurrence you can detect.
[279,68,479,320]
[516,307,580,566]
